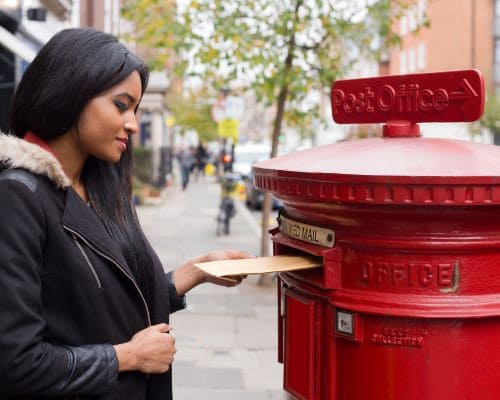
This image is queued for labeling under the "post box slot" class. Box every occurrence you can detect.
[273,232,343,290]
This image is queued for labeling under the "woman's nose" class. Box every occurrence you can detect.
[124,114,138,136]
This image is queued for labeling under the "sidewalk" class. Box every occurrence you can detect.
[136,177,290,400]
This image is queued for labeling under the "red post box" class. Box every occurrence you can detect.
[253,70,500,400]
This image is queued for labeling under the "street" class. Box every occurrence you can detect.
[136,177,289,400]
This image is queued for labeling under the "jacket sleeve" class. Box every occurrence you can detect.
[0,179,118,396]
[166,271,187,313]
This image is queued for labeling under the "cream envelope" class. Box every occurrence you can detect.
[194,255,322,277]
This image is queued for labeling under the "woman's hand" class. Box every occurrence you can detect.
[114,323,176,374]
[173,250,253,295]
[195,249,252,287]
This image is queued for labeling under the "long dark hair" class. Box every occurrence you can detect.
[9,28,157,314]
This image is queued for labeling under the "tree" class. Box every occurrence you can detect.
[167,88,218,143]
[480,94,500,140]
[123,0,418,256]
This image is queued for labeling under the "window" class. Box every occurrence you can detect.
[496,40,500,63]
[408,47,416,72]
[417,42,426,70]
[417,0,426,24]
[400,15,408,36]
[408,9,418,32]
[494,63,500,84]
[400,50,408,74]
[404,1,425,33]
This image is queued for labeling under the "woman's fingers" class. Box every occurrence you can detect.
[130,324,177,374]
[153,323,172,333]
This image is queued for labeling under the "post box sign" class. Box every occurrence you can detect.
[279,215,335,248]
[331,69,484,124]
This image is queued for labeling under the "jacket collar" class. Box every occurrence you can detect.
[24,131,56,156]
[0,133,71,188]
[61,189,133,278]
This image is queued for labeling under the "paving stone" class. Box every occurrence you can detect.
[196,349,260,369]
[174,363,245,389]
[173,388,281,400]
[242,366,284,391]
[235,316,278,350]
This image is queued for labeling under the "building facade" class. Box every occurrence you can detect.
[80,0,129,35]
[382,0,495,142]
[0,0,77,131]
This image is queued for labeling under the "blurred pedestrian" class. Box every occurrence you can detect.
[194,142,209,181]
[176,146,194,190]
[0,28,248,400]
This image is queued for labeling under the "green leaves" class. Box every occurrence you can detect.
[480,94,500,135]
[123,0,416,146]
[167,88,219,142]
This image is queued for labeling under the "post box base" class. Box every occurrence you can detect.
[280,274,500,400]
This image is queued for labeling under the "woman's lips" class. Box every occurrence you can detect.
[116,138,128,151]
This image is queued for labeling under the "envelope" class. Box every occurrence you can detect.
[194,255,322,277]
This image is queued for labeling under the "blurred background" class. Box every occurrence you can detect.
[1,1,499,204]
[1,1,499,194]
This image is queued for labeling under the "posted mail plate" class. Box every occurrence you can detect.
[279,215,335,248]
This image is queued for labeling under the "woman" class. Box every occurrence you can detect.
[0,28,248,399]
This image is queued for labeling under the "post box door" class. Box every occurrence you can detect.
[283,290,318,400]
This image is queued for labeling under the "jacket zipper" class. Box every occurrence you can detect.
[63,225,151,325]
[71,233,102,288]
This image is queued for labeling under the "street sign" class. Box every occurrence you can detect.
[331,69,485,124]
[218,118,239,141]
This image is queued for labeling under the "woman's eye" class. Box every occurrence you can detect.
[114,100,128,112]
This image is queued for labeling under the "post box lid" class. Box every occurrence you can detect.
[253,138,500,206]
[254,70,500,206]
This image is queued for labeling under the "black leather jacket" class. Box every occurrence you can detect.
[0,135,185,399]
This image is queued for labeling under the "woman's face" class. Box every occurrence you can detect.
[76,70,142,163]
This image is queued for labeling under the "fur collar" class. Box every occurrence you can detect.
[0,134,71,188]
